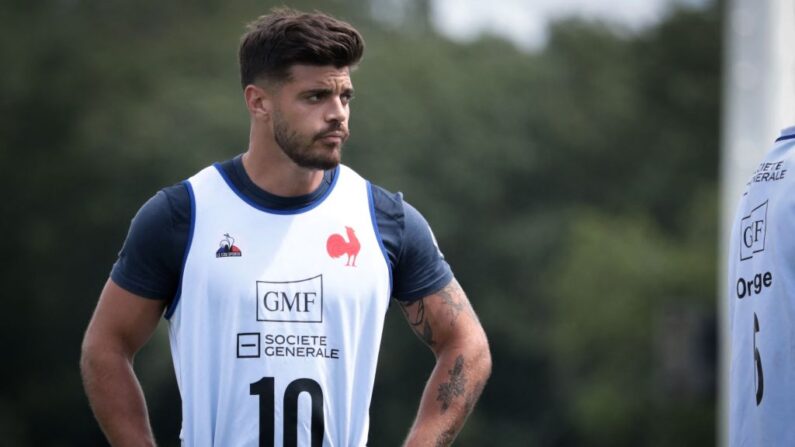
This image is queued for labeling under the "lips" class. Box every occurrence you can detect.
[316,131,348,143]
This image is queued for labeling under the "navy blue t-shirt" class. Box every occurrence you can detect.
[111,156,452,303]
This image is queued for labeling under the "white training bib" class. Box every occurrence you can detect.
[167,164,391,447]
[728,127,795,447]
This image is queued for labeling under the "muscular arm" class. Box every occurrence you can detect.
[80,279,166,447]
[398,278,492,446]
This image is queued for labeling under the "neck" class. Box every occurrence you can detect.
[242,125,325,197]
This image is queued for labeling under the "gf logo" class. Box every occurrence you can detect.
[740,201,768,261]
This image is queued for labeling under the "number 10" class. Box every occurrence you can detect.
[250,377,325,447]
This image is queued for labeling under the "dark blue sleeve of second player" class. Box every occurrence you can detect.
[371,185,453,302]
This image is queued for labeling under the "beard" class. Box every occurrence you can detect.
[272,110,347,170]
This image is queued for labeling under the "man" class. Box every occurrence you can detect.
[728,126,795,446]
[80,8,491,447]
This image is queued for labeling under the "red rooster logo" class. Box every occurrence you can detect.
[326,226,361,267]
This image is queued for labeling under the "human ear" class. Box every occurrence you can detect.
[244,84,271,120]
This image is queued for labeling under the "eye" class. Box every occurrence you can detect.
[305,91,329,103]
[340,92,354,104]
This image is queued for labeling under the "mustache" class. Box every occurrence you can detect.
[314,127,349,141]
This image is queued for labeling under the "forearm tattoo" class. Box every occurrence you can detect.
[437,355,467,412]
[434,374,486,446]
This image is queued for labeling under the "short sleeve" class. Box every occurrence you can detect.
[371,184,452,302]
[110,184,191,300]
[392,200,453,301]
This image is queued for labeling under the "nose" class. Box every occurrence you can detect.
[325,97,348,125]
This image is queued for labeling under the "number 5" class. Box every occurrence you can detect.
[754,313,764,406]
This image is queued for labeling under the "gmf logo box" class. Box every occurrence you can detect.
[256,275,323,323]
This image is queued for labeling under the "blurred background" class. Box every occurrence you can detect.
[0,0,733,445]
